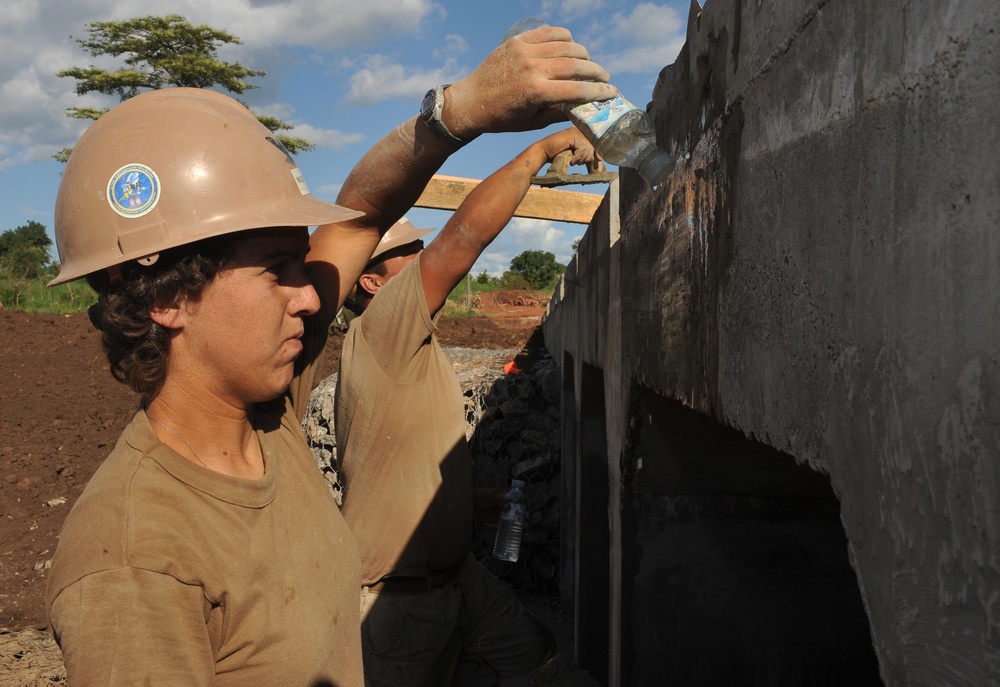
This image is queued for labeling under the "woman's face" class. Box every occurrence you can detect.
[168,227,320,408]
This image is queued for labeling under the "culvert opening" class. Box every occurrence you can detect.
[621,388,883,687]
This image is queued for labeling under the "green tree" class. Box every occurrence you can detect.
[474,270,496,285]
[498,271,532,291]
[507,250,564,290]
[55,15,313,161]
[0,221,53,280]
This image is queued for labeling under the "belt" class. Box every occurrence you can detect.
[366,566,462,595]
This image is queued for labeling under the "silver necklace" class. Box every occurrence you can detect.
[147,414,233,476]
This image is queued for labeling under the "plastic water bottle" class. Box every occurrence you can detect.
[501,18,675,188]
[493,479,527,562]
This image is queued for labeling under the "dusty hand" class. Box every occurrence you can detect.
[537,126,600,172]
[444,25,616,139]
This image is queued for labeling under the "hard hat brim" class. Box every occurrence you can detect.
[48,88,365,286]
[368,219,436,264]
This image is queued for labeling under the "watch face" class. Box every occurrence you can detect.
[420,88,437,119]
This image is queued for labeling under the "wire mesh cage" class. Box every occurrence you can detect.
[303,345,563,593]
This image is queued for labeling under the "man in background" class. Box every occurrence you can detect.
[337,127,599,686]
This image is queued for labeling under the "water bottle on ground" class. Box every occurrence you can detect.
[501,18,675,188]
[493,479,527,562]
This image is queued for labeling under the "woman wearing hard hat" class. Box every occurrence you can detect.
[43,24,615,686]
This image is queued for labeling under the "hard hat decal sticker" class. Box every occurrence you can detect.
[107,163,161,218]
[290,167,311,196]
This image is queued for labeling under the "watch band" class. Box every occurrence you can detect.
[419,84,477,150]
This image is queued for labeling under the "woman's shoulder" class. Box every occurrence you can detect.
[49,416,210,588]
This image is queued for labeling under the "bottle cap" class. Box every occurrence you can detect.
[635,148,675,189]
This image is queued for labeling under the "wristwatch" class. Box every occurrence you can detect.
[419,84,477,150]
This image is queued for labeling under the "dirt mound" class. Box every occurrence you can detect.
[462,289,550,332]
[475,290,550,310]
[472,291,550,317]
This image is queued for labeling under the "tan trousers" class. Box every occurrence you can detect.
[359,554,555,686]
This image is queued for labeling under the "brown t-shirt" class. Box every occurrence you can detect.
[46,323,363,686]
[336,254,474,584]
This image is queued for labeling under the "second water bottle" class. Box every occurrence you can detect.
[493,479,527,562]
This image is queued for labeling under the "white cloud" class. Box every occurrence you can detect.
[591,3,686,74]
[236,101,365,149]
[346,55,468,105]
[504,3,684,83]
[474,251,512,277]
[285,123,366,150]
[506,217,566,253]
[0,60,98,166]
[313,182,344,197]
[540,0,607,22]
[200,2,414,49]
[117,0,435,50]
[433,34,468,60]
[248,100,293,119]
[470,217,582,276]
[0,0,435,167]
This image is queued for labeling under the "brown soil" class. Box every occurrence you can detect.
[0,293,602,685]
[0,295,545,634]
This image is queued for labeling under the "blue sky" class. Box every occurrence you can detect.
[0,0,688,276]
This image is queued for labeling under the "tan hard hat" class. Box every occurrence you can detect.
[49,87,363,285]
[368,217,435,264]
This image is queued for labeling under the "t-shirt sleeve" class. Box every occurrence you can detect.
[355,254,436,383]
[50,567,215,686]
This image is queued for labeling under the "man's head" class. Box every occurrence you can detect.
[344,217,435,314]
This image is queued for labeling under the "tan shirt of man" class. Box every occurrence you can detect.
[336,254,473,584]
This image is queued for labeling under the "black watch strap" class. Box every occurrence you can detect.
[419,84,477,150]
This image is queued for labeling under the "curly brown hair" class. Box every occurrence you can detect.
[85,237,235,397]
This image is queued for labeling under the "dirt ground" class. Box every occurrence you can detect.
[1,291,594,685]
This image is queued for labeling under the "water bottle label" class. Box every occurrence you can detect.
[565,94,638,141]
[503,502,526,523]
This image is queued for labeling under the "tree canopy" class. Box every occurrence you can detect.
[0,221,53,280]
[55,15,312,161]
[507,250,565,290]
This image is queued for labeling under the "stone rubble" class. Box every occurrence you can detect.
[302,344,563,592]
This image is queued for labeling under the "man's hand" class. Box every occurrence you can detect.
[419,125,596,315]
[310,27,612,320]
[444,25,617,139]
[534,126,600,171]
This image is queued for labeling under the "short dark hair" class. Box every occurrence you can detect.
[343,259,386,316]
[86,237,235,397]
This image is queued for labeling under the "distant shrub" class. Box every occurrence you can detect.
[498,272,533,291]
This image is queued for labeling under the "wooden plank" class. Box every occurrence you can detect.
[414,175,605,225]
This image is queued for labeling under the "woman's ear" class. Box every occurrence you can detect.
[149,303,182,330]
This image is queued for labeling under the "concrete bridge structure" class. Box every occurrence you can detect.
[541,0,999,684]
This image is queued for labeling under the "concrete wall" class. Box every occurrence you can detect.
[543,0,1000,684]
